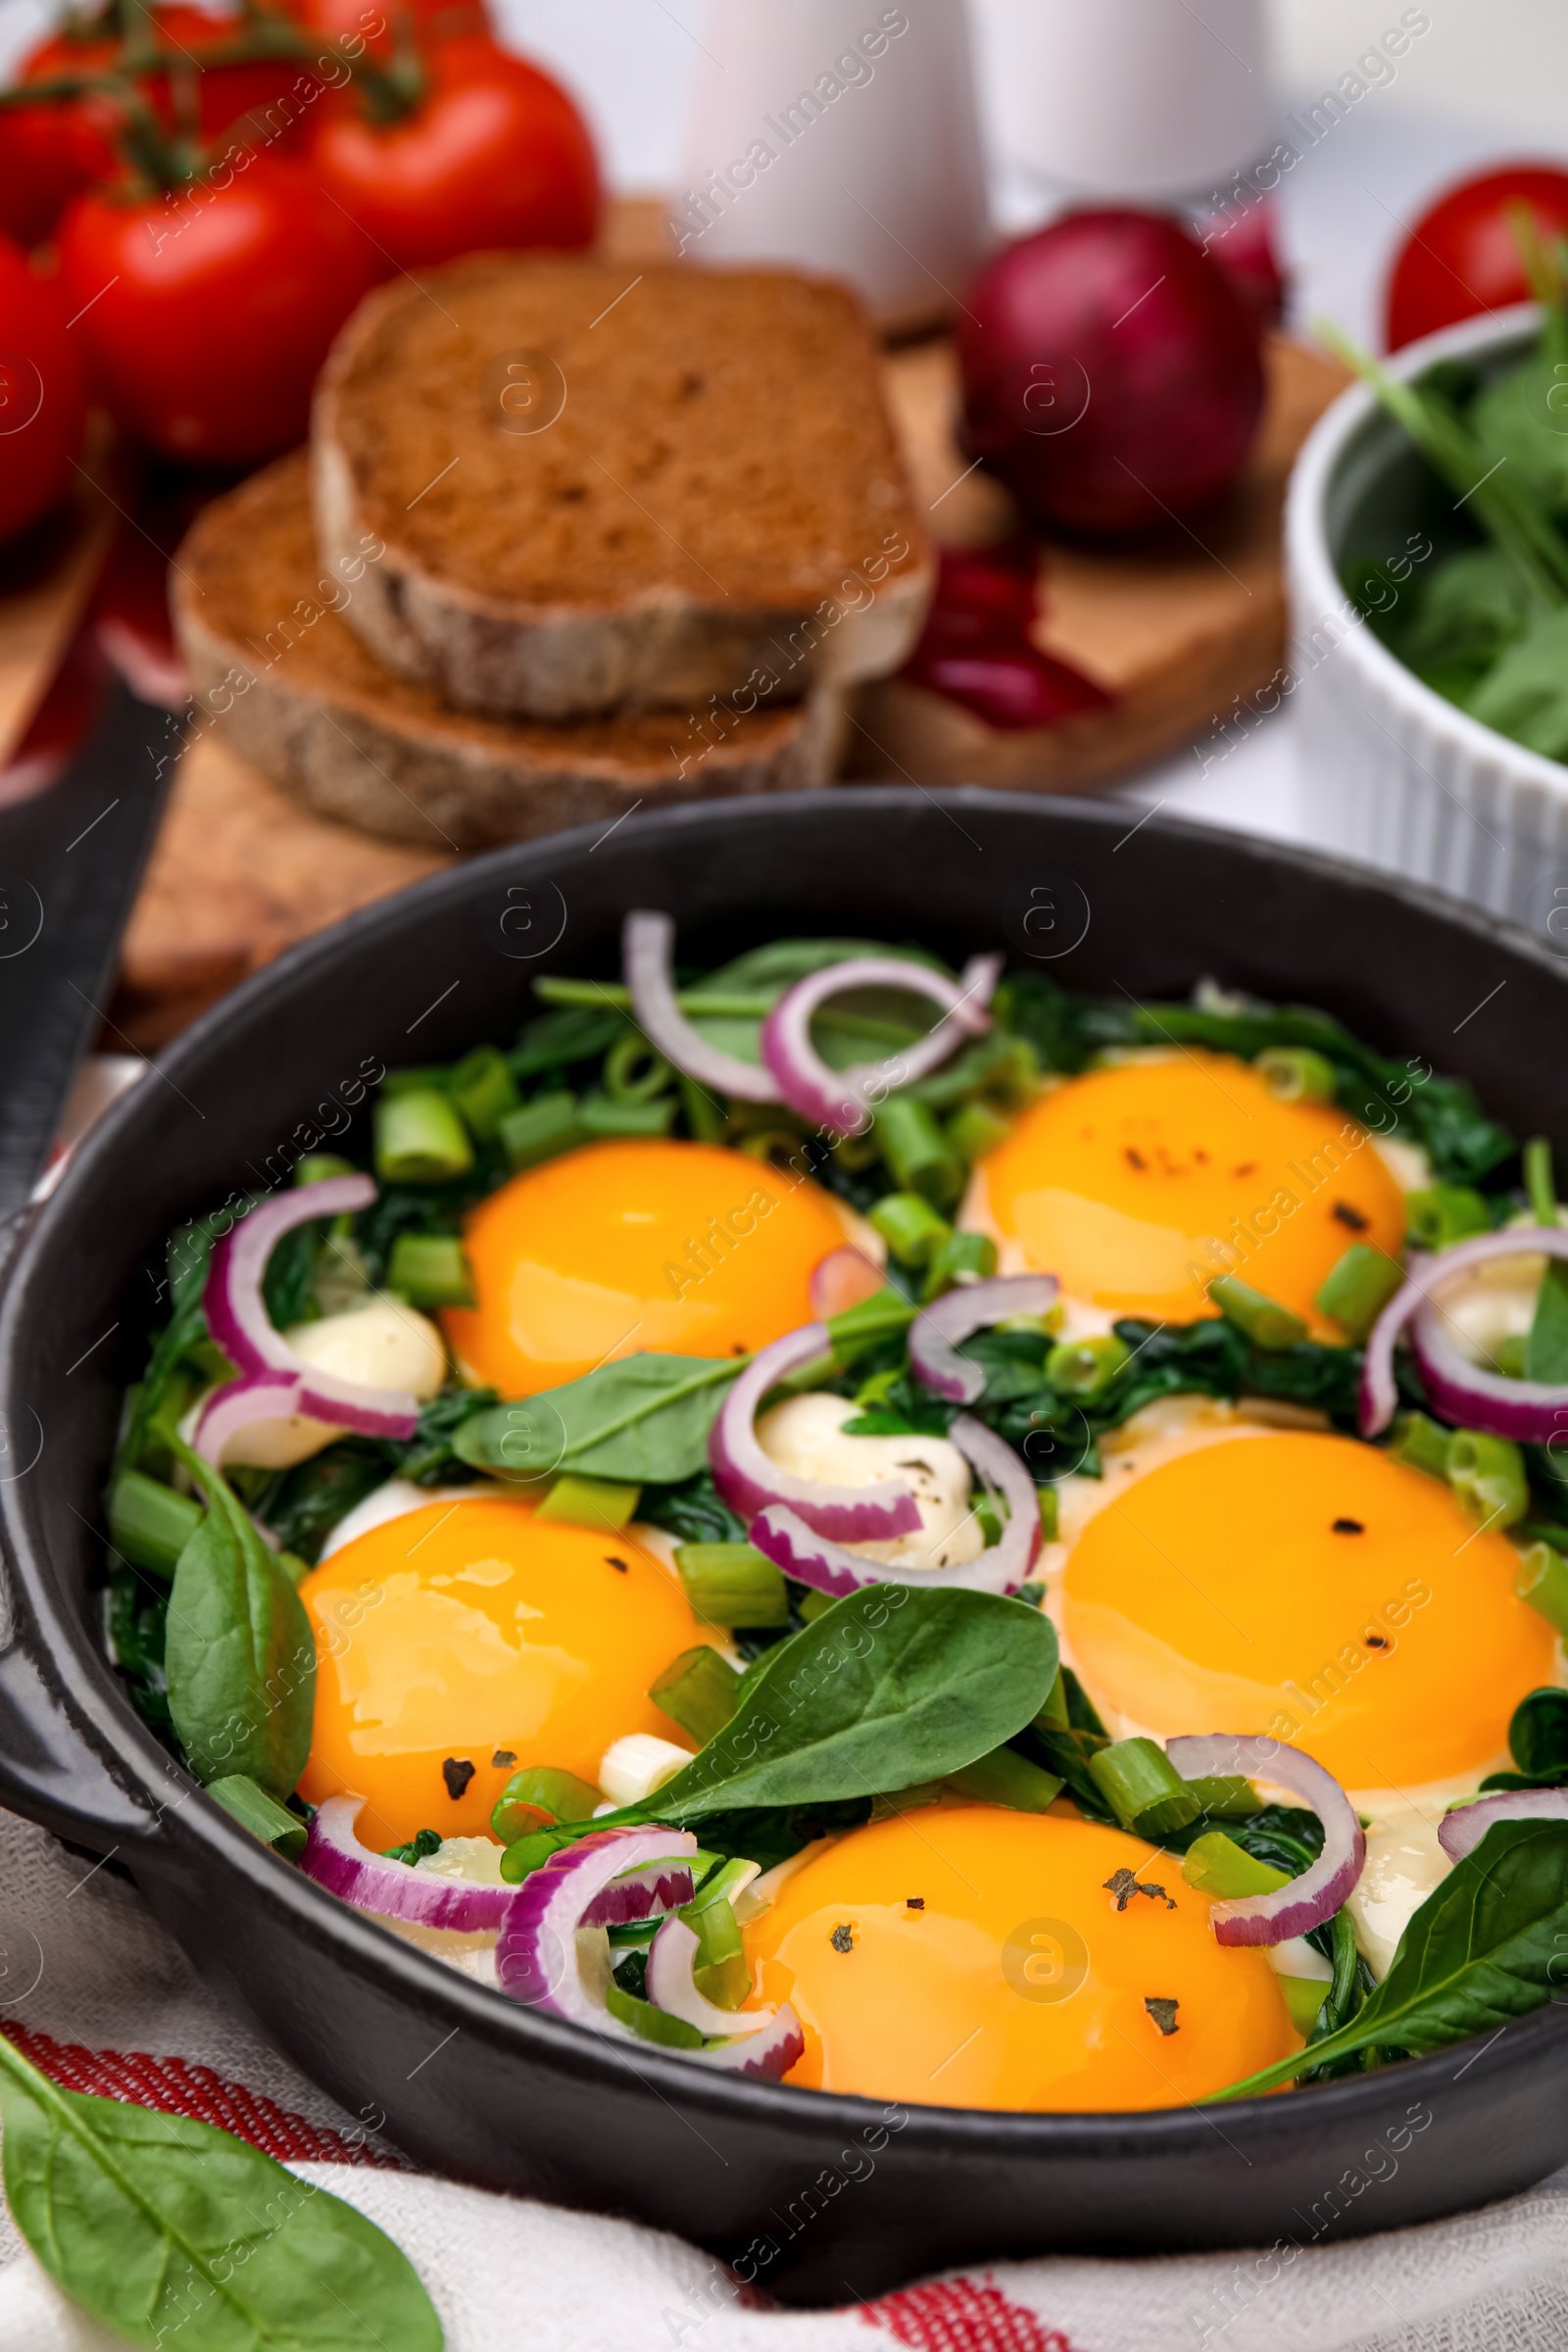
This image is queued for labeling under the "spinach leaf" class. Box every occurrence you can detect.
[1471,352,1568,522]
[1527,1262,1568,1384]
[993,971,1134,1075]
[687,938,948,1073]
[1488,1686,1568,1789]
[1208,1819,1568,2099]
[1375,544,1534,703]
[386,1388,502,1488]
[107,1567,174,1740]
[513,1003,623,1079]
[1465,607,1568,760]
[454,1352,743,1485]
[117,1217,225,1476]
[0,2034,440,2351]
[164,1444,315,1801]
[608,1586,1057,1823]
[257,1439,396,1566]
[637,1469,748,1546]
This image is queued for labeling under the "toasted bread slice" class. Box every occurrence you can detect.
[311,254,932,719]
[172,454,843,851]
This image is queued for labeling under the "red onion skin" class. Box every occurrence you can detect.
[302,1795,518,1933]
[709,1323,922,1543]
[956,209,1265,540]
[1163,1735,1363,1947]
[1360,1229,1568,1442]
[193,1370,306,1467]
[1439,1788,1568,1863]
[908,1274,1060,1405]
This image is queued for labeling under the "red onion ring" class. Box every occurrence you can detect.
[683,2004,805,2078]
[808,1247,886,1320]
[496,1828,701,2025]
[1164,1736,1364,1947]
[908,1274,1061,1404]
[749,1412,1042,1597]
[1359,1229,1568,1443]
[581,1856,699,1928]
[760,954,1001,1137]
[1439,1788,1568,1862]
[192,1370,308,1469]
[302,1795,519,1933]
[645,1915,776,2039]
[710,1323,921,1542]
[204,1174,420,1439]
[622,909,781,1103]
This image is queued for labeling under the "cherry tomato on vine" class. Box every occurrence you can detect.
[1387,164,1568,349]
[277,0,490,63]
[57,151,379,466]
[0,237,86,544]
[305,33,599,269]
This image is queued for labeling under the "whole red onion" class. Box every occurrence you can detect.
[957,209,1266,540]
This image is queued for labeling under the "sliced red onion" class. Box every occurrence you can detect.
[808,1246,886,1321]
[1439,1788,1568,1863]
[1164,1736,1364,1948]
[1359,1229,1568,1443]
[302,1796,518,1932]
[622,910,780,1104]
[749,1412,1041,1598]
[192,1370,306,1468]
[203,1174,419,1440]
[496,1829,701,2025]
[645,1915,775,2039]
[760,954,1001,1137]
[682,2004,805,2079]
[581,1857,697,1928]
[710,1323,921,1542]
[908,1275,1060,1404]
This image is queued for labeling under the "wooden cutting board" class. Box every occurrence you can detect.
[849,329,1349,790]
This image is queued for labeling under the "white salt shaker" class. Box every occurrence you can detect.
[977,0,1272,203]
[671,0,991,333]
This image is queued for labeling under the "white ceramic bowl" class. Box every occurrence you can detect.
[1286,303,1568,948]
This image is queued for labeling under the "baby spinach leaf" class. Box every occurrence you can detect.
[1208,1819,1568,2099]
[609,1585,1058,1823]
[1503,1686,1568,1787]
[454,1353,744,1485]
[1527,1262,1568,1384]
[0,2034,440,2351]
[1465,607,1568,760]
[164,1443,315,1801]
[686,938,949,1072]
[1471,352,1568,521]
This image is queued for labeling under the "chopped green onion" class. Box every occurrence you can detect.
[1181,1831,1289,1899]
[294,1152,355,1185]
[1046,1333,1131,1399]
[499,1823,583,1883]
[448,1046,519,1143]
[490,1766,600,1843]
[1315,1243,1404,1340]
[603,1033,673,1105]
[680,1883,751,2009]
[673,1542,790,1628]
[867,1191,951,1267]
[205,1775,307,1860]
[973,1494,1004,1546]
[605,1984,705,2047]
[1281,1975,1329,2037]
[1388,1408,1452,1478]
[1256,1047,1338,1104]
[1179,1775,1261,1819]
[579,1093,677,1139]
[1405,1185,1493,1250]
[386,1232,475,1309]
[678,1074,727,1145]
[535,1475,642,1532]
[374,1087,474,1185]
[649,1645,743,1745]
[1516,1540,1568,1636]
[1088,1737,1201,1838]
[874,1097,962,1209]
[922,1228,998,1301]
[945,1744,1063,1811]
[1037,1485,1059,1541]
[1034,1669,1070,1731]
[1446,1429,1529,1529]
[797,1587,833,1623]
[500,1092,586,1172]
[1208,1274,1307,1351]
[1525,1137,1559,1228]
[380,1066,452,1097]
[946,1101,1012,1163]
[107,1469,203,1578]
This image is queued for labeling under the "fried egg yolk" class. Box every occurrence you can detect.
[297,1494,712,1847]
[743,1807,1297,2110]
[974,1054,1406,1332]
[442,1139,850,1396]
[1061,1431,1554,1790]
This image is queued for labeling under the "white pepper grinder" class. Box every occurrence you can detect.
[671,0,991,334]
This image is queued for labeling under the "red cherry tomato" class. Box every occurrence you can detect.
[278,0,490,63]
[0,238,87,543]
[56,153,379,466]
[1387,164,1568,350]
[305,33,599,270]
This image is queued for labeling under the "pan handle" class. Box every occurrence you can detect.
[0,1631,173,1853]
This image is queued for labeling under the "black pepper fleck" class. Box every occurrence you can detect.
[491,1748,516,1768]
[1333,1517,1364,1535]
[1145,1996,1180,2036]
[1104,1868,1175,1913]
[1124,1147,1147,1170]
[605,1556,629,1574]
[441,1758,475,1800]
[1364,1632,1390,1649]
[1332,1201,1370,1231]
[906,1896,925,1911]
[830,1923,856,1953]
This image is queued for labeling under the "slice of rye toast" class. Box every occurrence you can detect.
[311,253,933,719]
[172,453,845,852]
